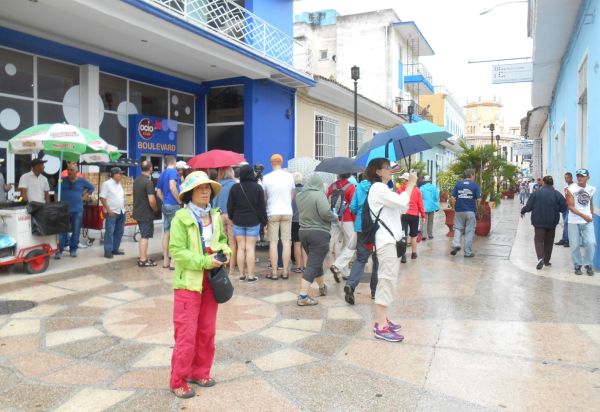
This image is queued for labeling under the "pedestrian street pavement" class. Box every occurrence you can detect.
[0,199,598,411]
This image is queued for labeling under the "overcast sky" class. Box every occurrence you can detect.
[293,0,533,130]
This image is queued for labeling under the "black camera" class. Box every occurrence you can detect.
[215,251,227,263]
[254,164,265,181]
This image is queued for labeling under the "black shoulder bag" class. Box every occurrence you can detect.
[371,207,407,258]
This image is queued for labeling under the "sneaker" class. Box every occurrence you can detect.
[373,324,404,342]
[344,285,355,305]
[297,295,318,306]
[54,252,62,260]
[104,253,113,259]
[544,261,552,266]
[585,265,594,276]
[372,319,402,332]
[574,266,583,276]
[319,284,328,296]
[450,246,461,256]
[464,253,475,258]
[112,250,125,255]
[554,239,566,246]
[247,277,259,284]
[400,255,407,263]
[411,252,418,259]
[329,265,341,283]
[291,267,304,273]
[70,251,77,258]
[171,384,195,399]
[536,258,544,270]
[563,242,570,248]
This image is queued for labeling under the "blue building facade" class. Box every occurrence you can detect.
[0,0,312,185]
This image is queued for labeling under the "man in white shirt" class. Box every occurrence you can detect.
[262,154,295,279]
[100,167,126,259]
[555,172,573,247]
[18,158,50,203]
[566,168,595,276]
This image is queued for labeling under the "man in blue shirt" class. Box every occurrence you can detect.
[156,156,180,269]
[56,163,95,258]
[450,169,481,257]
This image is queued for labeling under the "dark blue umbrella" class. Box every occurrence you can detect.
[315,157,364,175]
[355,120,452,167]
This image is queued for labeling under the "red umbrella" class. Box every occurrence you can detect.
[187,150,245,169]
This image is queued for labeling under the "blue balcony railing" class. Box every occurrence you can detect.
[404,63,434,94]
[146,0,307,70]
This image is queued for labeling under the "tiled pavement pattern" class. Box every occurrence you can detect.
[0,200,598,411]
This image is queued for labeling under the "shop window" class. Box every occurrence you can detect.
[170,91,195,124]
[14,154,32,190]
[129,81,168,118]
[100,73,127,112]
[0,96,33,142]
[37,57,79,103]
[0,47,34,98]
[207,86,244,123]
[38,102,76,126]
[177,124,195,156]
[100,112,127,149]
[207,125,244,154]
[315,115,338,161]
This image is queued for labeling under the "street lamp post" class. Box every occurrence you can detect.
[496,134,501,156]
[407,104,414,123]
[351,65,360,153]
[489,123,495,145]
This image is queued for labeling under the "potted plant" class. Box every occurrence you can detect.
[436,169,459,204]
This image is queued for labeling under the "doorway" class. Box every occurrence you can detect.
[141,154,164,180]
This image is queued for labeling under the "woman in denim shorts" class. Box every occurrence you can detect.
[227,165,267,283]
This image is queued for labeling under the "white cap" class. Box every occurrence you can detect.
[176,161,190,169]
[424,175,431,181]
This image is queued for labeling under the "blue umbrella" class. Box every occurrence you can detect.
[355,120,452,167]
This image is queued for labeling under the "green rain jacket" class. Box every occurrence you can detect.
[169,207,232,293]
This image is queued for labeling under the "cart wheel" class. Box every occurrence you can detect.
[133,232,140,242]
[24,249,50,275]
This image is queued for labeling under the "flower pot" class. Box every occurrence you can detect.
[475,202,492,237]
[443,208,455,237]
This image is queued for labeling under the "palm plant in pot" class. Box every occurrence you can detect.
[436,170,460,237]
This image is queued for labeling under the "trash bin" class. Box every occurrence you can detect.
[26,202,71,236]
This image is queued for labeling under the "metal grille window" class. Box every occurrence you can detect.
[315,115,339,161]
[348,126,366,157]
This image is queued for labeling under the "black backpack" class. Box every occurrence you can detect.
[361,191,381,245]
[330,182,352,218]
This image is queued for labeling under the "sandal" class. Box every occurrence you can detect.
[171,384,196,398]
[189,377,216,387]
[137,259,157,267]
[281,273,289,280]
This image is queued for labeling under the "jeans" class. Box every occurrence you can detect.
[346,232,378,296]
[568,222,596,268]
[534,227,555,263]
[104,212,125,255]
[519,192,527,205]
[561,211,569,242]
[59,211,83,253]
[425,211,435,238]
[452,211,476,254]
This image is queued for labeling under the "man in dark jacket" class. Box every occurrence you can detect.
[520,176,567,270]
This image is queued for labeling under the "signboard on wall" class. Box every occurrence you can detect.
[128,115,178,155]
[492,63,532,84]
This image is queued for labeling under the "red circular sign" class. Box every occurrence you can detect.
[138,118,154,139]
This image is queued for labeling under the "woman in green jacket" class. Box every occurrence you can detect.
[169,171,231,398]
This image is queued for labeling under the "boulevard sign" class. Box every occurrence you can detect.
[492,63,533,84]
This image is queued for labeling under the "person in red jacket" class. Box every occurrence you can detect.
[326,174,356,282]
[397,173,425,263]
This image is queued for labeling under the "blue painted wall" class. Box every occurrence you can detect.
[546,0,599,177]
[246,0,294,36]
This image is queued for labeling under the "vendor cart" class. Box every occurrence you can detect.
[80,159,140,244]
[0,203,58,274]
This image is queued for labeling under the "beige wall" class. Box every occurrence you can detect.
[295,91,392,158]
[419,94,446,127]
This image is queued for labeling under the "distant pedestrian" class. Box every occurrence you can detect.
[566,169,595,276]
[520,176,567,270]
[555,172,573,247]
[366,159,414,342]
[327,173,356,282]
[344,171,378,305]
[295,174,338,306]
[397,173,425,262]
[419,175,439,240]
[133,160,158,267]
[56,163,95,259]
[157,156,181,269]
[450,169,481,258]
[519,181,528,205]
[262,154,295,280]
[100,167,126,259]
[227,165,267,283]
[18,158,50,203]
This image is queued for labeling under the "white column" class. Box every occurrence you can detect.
[79,64,100,133]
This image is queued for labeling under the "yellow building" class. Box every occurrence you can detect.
[295,76,404,160]
[464,98,505,147]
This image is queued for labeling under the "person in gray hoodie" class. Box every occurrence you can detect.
[295,174,338,306]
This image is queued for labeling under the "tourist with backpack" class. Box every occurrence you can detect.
[397,173,426,262]
[343,174,378,305]
[363,158,415,342]
[326,174,356,283]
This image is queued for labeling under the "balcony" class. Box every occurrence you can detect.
[146,0,308,71]
[395,98,433,123]
[404,63,435,95]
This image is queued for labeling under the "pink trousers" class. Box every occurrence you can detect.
[169,273,218,389]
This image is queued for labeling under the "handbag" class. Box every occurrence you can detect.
[196,212,234,304]
[376,212,407,258]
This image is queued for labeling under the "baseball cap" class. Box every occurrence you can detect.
[175,160,190,170]
[270,154,283,164]
[424,175,431,181]
[575,168,589,176]
[110,167,123,176]
[30,158,47,167]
